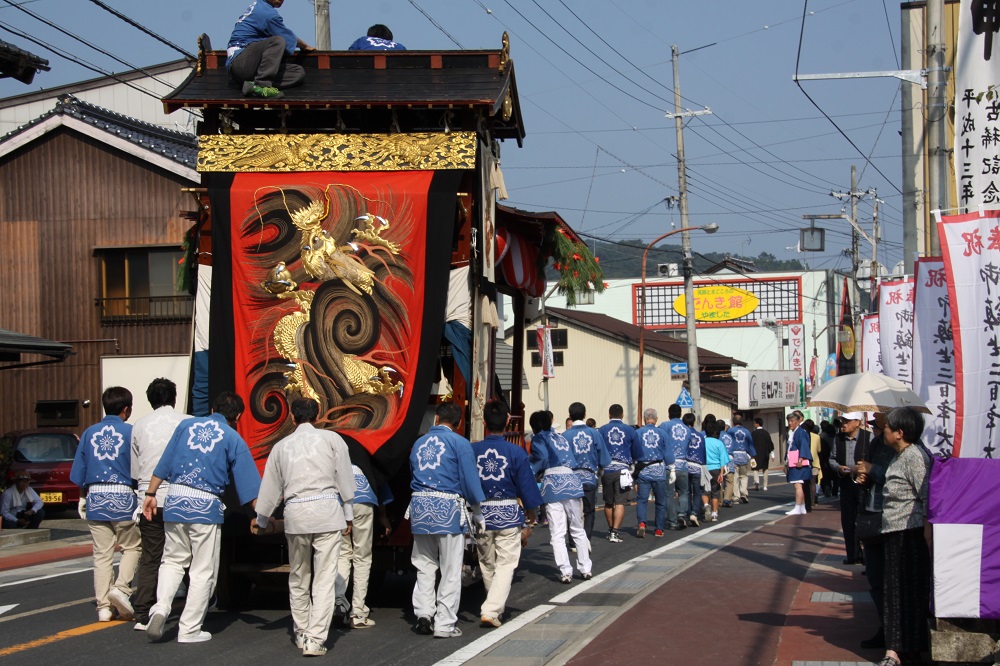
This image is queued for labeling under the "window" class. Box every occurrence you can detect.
[531,351,564,367]
[96,247,193,323]
[526,329,568,350]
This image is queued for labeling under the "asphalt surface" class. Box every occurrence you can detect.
[0,476,796,665]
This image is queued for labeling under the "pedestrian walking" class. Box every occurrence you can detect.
[703,419,729,523]
[750,418,774,491]
[784,410,813,516]
[564,403,610,541]
[597,404,637,542]
[631,408,676,536]
[684,412,706,526]
[659,404,691,528]
[728,414,755,504]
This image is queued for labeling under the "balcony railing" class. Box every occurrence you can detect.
[95,295,194,325]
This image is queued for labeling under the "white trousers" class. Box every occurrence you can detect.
[152,522,220,640]
[475,527,521,619]
[287,530,343,644]
[87,519,141,611]
[546,498,591,577]
[334,503,374,619]
[411,533,464,632]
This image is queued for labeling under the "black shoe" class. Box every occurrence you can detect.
[740,497,749,504]
[722,501,733,508]
[415,617,433,635]
[860,627,885,649]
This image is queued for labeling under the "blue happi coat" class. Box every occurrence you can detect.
[687,428,708,468]
[71,415,137,522]
[597,419,637,473]
[352,464,393,507]
[728,424,755,466]
[472,434,542,530]
[153,413,261,524]
[719,430,737,473]
[528,429,584,503]
[659,418,692,473]
[409,425,485,535]
[564,422,611,489]
[631,424,676,482]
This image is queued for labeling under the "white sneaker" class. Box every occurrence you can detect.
[146,609,167,641]
[710,513,719,522]
[134,622,148,631]
[108,588,135,621]
[785,504,806,515]
[607,531,623,543]
[98,608,113,622]
[351,616,376,628]
[688,514,700,527]
[178,630,212,643]
[433,626,463,639]
[302,639,327,656]
[702,504,712,522]
[294,630,306,648]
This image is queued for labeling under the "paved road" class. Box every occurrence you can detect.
[0,476,795,665]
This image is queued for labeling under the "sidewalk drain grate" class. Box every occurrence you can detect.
[809,591,872,603]
[595,577,650,590]
[538,610,604,625]
[488,639,566,657]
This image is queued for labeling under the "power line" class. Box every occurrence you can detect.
[407,0,465,48]
[86,0,194,59]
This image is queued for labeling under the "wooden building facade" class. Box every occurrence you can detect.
[0,95,200,434]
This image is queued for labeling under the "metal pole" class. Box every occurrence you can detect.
[314,0,331,50]
[850,166,860,375]
[926,0,948,254]
[673,44,702,421]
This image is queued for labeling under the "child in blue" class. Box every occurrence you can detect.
[660,404,692,528]
[142,391,261,644]
[472,401,542,627]
[71,386,141,623]
[632,408,677,536]
[564,402,610,540]
[528,410,591,582]
[408,402,485,639]
[597,403,637,543]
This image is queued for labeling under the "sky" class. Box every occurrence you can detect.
[0,0,909,278]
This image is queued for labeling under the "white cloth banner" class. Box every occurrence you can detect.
[954,1,1000,211]
[938,209,1000,457]
[536,325,555,379]
[861,314,883,374]
[787,323,806,384]
[878,278,915,387]
[913,258,957,456]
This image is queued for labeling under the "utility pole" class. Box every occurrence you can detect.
[926,0,949,255]
[315,0,331,50]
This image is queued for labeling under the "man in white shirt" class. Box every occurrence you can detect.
[1,472,45,529]
[254,398,355,657]
[130,378,188,630]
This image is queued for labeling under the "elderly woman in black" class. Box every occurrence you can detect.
[875,407,933,666]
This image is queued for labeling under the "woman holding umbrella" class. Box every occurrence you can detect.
[784,410,812,515]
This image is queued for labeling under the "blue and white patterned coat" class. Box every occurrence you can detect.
[597,419,637,473]
[659,418,692,473]
[71,415,136,522]
[408,425,485,535]
[528,429,584,503]
[631,425,676,482]
[728,424,755,466]
[153,413,261,525]
[472,434,542,530]
[687,429,708,467]
[564,423,611,489]
[719,430,737,473]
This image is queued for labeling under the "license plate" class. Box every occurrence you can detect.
[40,492,62,503]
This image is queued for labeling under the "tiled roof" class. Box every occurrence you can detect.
[1,94,198,168]
[0,39,50,85]
[0,329,72,360]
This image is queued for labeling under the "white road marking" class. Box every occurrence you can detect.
[0,567,93,589]
[0,598,91,624]
[0,604,18,617]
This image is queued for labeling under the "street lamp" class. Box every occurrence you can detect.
[637,222,719,423]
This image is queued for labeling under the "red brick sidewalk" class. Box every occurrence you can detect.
[567,501,881,666]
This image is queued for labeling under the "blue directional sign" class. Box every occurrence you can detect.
[670,362,688,377]
[676,387,694,408]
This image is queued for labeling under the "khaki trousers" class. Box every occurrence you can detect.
[475,527,522,620]
[87,519,141,611]
[152,522,220,640]
[288,530,343,645]
[334,503,374,619]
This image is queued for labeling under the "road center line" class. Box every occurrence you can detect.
[0,621,121,657]
[0,597,93,624]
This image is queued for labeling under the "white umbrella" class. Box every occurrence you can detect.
[807,371,931,414]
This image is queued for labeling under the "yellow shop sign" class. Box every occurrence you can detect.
[673,285,760,322]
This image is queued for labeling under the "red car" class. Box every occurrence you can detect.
[1,429,81,507]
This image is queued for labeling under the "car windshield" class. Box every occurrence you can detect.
[14,434,78,463]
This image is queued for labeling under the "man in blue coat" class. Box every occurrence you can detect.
[408,402,485,639]
[632,408,676,536]
[597,404,637,543]
[728,414,756,505]
[71,386,141,623]
[472,401,542,627]
[660,404,691,528]
[564,402,610,541]
[227,0,313,99]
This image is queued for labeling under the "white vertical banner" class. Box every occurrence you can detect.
[536,325,555,379]
[878,278,915,387]
[787,323,806,385]
[954,1,1000,211]
[913,258,957,456]
[861,314,883,374]
[938,209,1000,457]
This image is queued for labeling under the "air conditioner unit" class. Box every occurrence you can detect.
[657,263,679,277]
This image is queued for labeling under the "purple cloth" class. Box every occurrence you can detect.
[929,457,1000,618]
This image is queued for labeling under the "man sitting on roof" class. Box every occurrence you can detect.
[226,0,313,99]
[348,24,406,51]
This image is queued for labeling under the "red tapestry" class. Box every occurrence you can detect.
[227,171,436,462]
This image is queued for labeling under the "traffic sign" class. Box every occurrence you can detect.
[669,362,688,377]
[676,387,694,408]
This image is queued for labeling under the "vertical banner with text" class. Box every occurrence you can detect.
[939,209,1000,457]
[537,325,555,379]
[913,258,956,456]
[954,0,1000,211]
[878,278,915,387]
[861,314,883,374]
[788,323,806,388]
